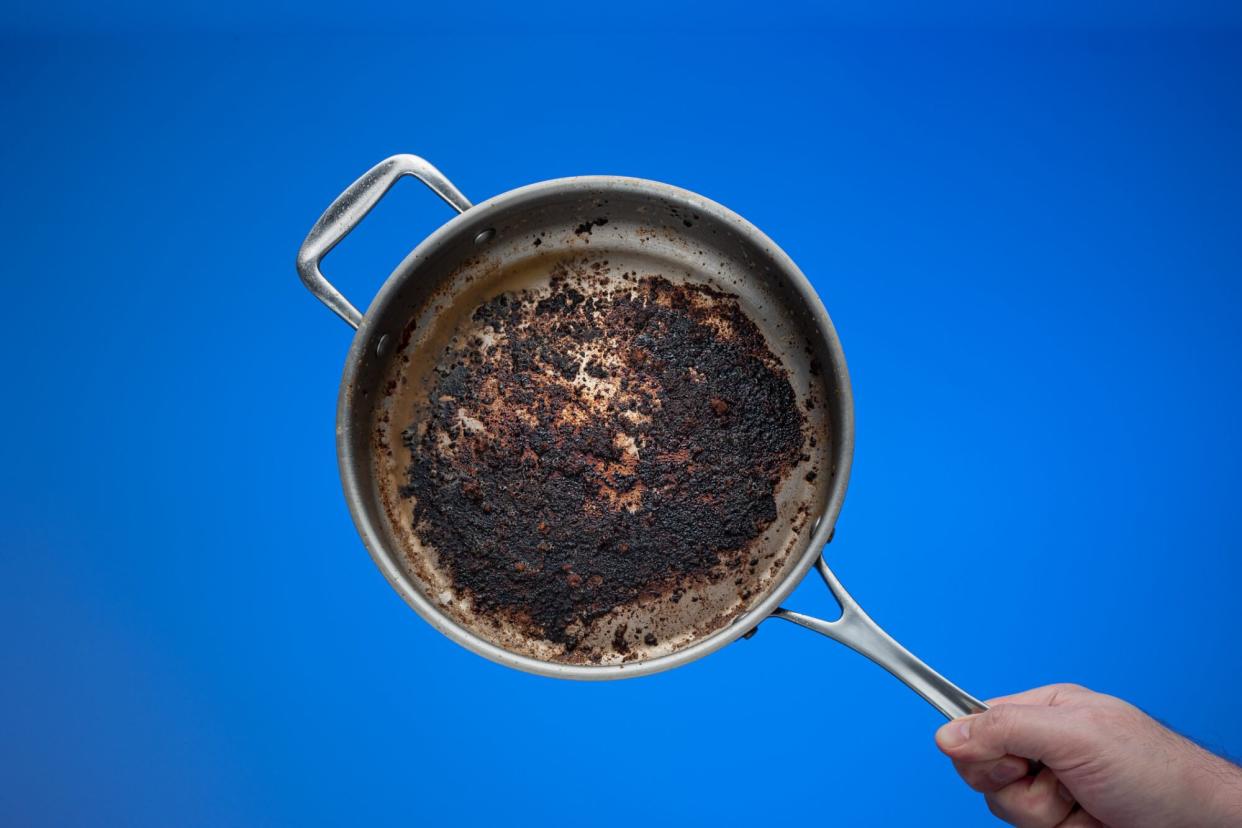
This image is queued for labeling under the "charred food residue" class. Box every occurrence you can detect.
[399,262,805,653]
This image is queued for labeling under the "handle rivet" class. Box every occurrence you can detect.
[474,228,495,244]
[376,334,391,358]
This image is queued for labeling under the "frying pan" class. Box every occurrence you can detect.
[296,154,987,720]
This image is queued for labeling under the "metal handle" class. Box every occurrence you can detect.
[773,555,987,720]
[296,154,472,329]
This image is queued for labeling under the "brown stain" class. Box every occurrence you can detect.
[395,259,807,656]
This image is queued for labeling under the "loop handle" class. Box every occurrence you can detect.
[296,154,471,329]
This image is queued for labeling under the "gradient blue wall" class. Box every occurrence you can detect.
[2,7,1240,826]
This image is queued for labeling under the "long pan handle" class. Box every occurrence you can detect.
[772,555,986,720]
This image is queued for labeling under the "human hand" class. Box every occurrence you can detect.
[935,683,1242,827]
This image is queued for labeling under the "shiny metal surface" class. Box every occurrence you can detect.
[296,154,472,329]
[773,557,987,719]
[296,154,982,718]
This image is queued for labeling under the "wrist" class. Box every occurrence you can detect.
[1179,744,1242,828]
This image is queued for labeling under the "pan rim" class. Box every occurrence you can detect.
[336,174,855,680]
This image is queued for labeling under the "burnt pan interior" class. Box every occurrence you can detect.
[338,179,849,673]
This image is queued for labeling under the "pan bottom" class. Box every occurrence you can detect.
[375,242,831,665]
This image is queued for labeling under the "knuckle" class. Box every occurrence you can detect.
[956,759,1001,793]
[987,780,1064,828]
[1019,781,1073,827]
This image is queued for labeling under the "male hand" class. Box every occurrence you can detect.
[935,683,1242,827]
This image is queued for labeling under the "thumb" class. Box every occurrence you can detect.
[935,703,1084,765]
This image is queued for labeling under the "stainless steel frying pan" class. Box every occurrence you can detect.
[296,153,986,720]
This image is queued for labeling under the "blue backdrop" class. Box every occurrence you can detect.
[3,5,1240,826]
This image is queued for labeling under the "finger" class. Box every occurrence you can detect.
[951,755,1031,793]
[986,683,1092,708]
[984,766,1075,828]
[1054,808,1104,828]
[935,704,1085,765]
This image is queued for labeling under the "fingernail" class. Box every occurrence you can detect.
[1057,782,1074,803]
[936,717,972,749]
[989,759,1027,786]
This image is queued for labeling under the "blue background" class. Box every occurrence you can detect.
[3,5,1240,826]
